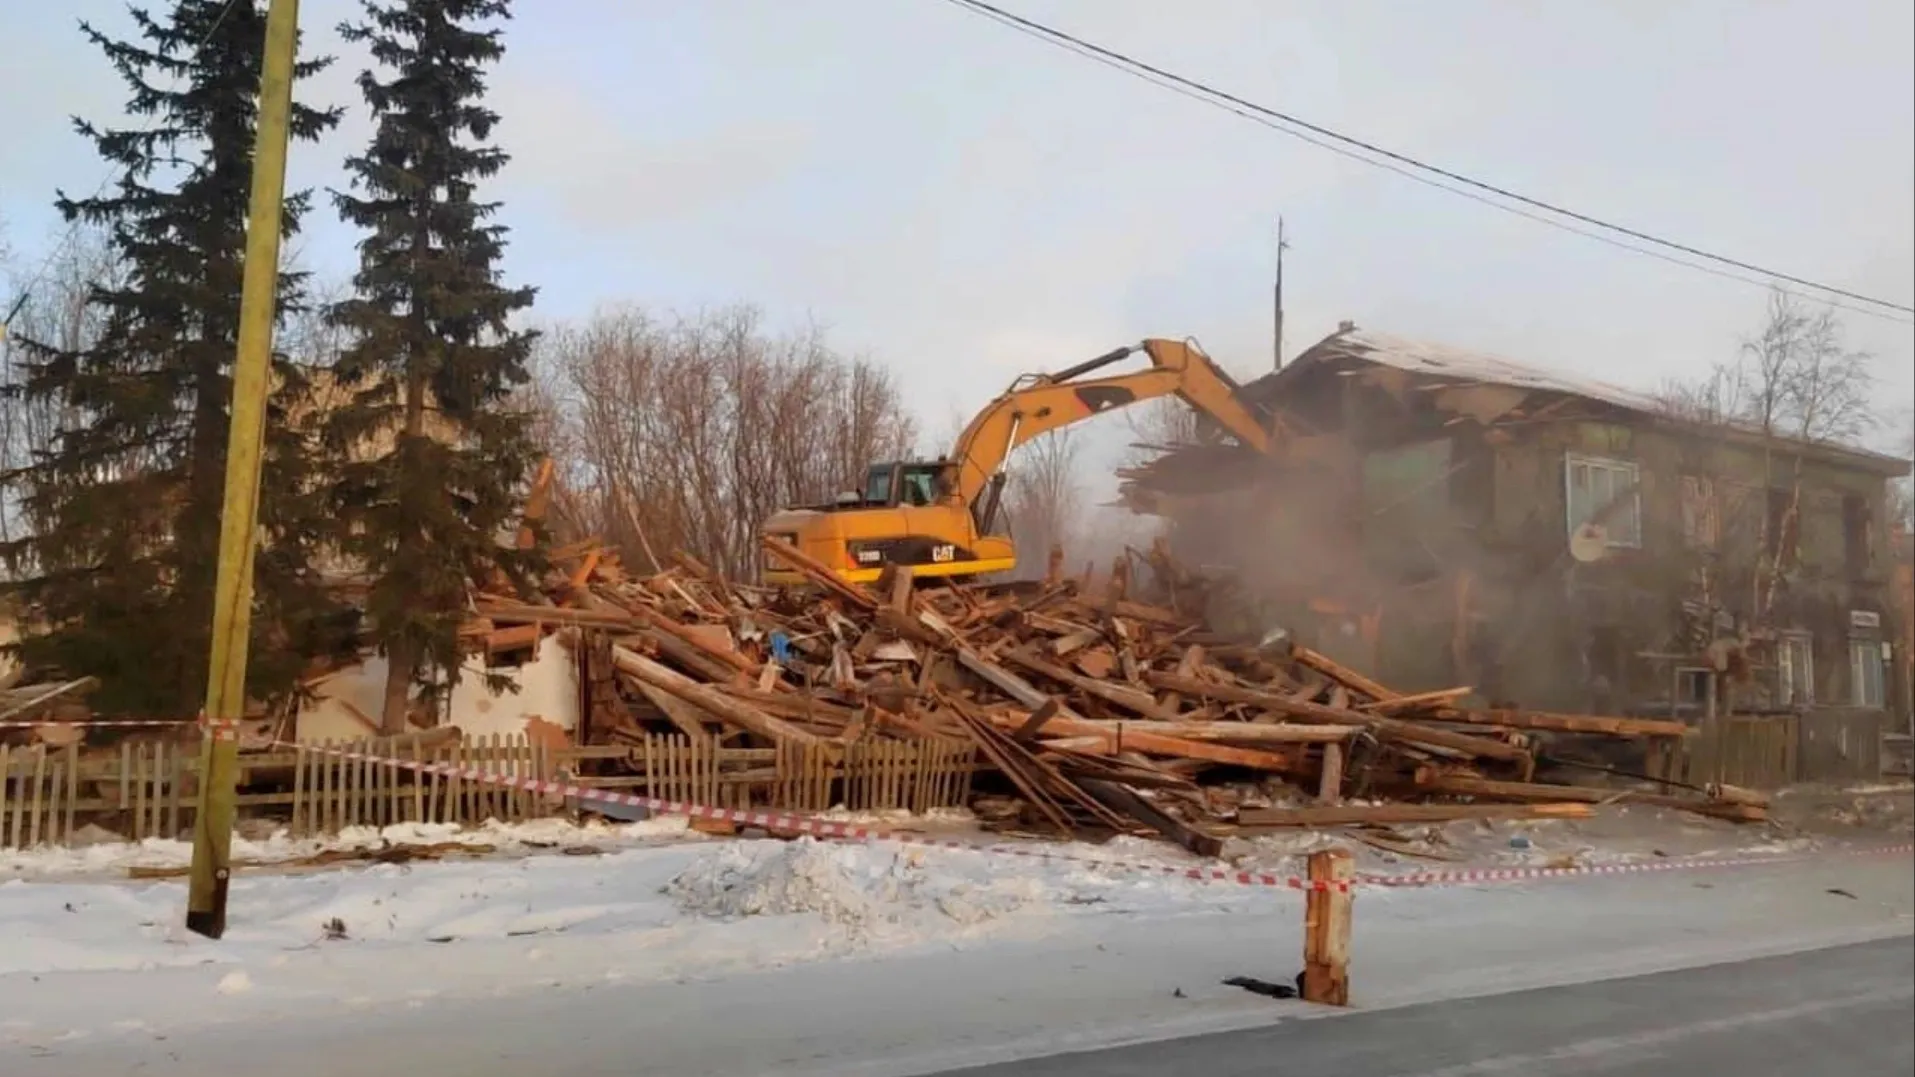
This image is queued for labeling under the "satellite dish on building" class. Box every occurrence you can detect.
[1569,523,1609,563]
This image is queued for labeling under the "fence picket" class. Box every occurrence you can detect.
[27,745,47,847]
[0,744,11,847]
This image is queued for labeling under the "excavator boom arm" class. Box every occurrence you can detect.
[945,338,1270,506]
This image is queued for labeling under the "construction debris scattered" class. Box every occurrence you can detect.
[467,533,1765,855]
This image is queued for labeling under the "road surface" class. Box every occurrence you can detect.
[3,854,1909,1075]
[934,935,1915,1076]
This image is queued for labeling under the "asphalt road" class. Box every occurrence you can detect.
[932,935,1915,1076]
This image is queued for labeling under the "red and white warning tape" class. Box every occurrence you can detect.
[283,739,1914,894]
[282,739,1362,892]
[1358,845,1915,888]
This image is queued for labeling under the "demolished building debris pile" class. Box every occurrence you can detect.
[467,534,1764,854]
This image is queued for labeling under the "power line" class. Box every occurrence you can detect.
[947,0,1913,328]
[2,0,245,335]
[947,0,1915,328]
[939,0,1915,323]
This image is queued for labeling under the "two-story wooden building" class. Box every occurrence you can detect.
[1125,326,1910,727]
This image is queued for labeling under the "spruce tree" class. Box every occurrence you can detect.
[328,0,540,732]
[1,2,349,716]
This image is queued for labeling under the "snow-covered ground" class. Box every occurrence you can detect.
[0,798,1909,1074]
[1,843,1908,1076]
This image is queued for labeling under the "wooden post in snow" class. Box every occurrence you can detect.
[1301,847,1354,1006]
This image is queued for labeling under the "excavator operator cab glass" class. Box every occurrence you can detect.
[863,464,895,506]
[898,464,941,507]
[863,462,941,507]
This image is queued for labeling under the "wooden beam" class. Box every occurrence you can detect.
[1317,741,1344,805]
[1360,687,1471,714]
[1301,848,1354,1006]
[981,711,1303,772]
[1011,698,1061,744]
[1420,707,1692,739]
[1144,672,1530,763]
[1414,773,1766,821]
[1239,801,1594,827]
[1057,720,1352,745]
[618,600,760,677]
[480,602,637,630]
[1001,649,1180,722]
[610,645,819,745]
[759,536,878,611]
[1079,778,1224,858]
[1291,646,1398,702]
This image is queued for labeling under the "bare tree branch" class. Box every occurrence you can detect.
[532,304,916,578]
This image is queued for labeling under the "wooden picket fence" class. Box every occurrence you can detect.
[287,733,558,835]
[1680,709,1890,789]
[0,731,976,849]
[563,734,975,815]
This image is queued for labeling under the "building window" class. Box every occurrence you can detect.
[1675,667,1713,707]
[1842,495,1873,578]
[1849,639,1886,709]
[1766,487,1799,565]
[1565,454,1641,548]
[1680,475,1718,549]
[1777,632,1813,707]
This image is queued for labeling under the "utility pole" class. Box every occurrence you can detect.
[186,0,301,940]
[1272,217,1289,371]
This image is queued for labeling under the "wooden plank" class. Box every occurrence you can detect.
[28,746,46,846]
[612,646,820,745]
[1238,802,1594,827]
[1001,649,1180,722]
[484,623,545,656]
[952,648,1069,714]
[63,743,80,843]
[981,711,1303,772]
[628,677,711,740]
[1064,720,1353,745]
[1414,773,1767,821]
[43,753,62,845]
[131,743,148,841]
[1419,707,1692,739]
[1143,672,1530,763]
[1078,778,1224,858]
[1360,687,1472,714]
[164,740,181,839]
[1292,646,1398,703]
[1010,698,1061,744]
[0,743,11,848]
[1317,741,1344,806]
[291,743,307,835]
[759,536,879,611]
[479,602,641,629]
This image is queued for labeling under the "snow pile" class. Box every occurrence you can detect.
[664,839,1051,941]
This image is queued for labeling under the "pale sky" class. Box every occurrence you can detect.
[4,1,1911,488]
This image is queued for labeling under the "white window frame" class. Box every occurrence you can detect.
[1564,453,1642,548]
[1849,638,1886,709]
[1680,474,1719,549]
[1777,631,1813,707]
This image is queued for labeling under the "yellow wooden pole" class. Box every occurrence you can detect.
[186,0,301,940]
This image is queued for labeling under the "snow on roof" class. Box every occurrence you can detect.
[1257,326,1908,475]
[1292,328,1663,414]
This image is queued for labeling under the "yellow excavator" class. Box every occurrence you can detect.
[759,338,1273,586]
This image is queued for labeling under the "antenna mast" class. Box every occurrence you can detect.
[1273,217,1289,370]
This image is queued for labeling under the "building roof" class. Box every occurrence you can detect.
[1253,326,1908,476]
[1279,328,1664,413]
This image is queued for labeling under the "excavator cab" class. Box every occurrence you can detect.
[861,461,943,508]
